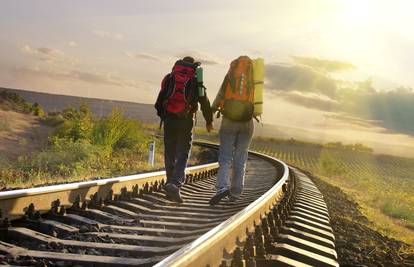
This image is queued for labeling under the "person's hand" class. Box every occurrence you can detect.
[206,123,214,133]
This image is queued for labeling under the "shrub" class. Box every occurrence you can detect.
[0,90,45,116]
[324,141,373,153]
[31,102,45,117]
[52,105,149,156]
[91,108,149,154]
[19,138,104,177]
[53,103,93,142]
[42,113,65,126]
[0,90,25,105]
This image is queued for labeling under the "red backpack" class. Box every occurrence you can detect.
[155,60,198,118]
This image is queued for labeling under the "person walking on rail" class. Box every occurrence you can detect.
[209,56,264,205]
[155,56,214,203]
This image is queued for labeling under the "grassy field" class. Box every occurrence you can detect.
[248,137,414,245]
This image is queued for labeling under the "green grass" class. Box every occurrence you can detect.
[250,137,414,245]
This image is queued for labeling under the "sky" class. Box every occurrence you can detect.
[1,0,414,156]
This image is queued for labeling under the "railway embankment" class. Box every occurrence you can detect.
[310,173,414,266]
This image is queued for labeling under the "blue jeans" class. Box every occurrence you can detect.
[163,115,194,187]
[216,117,254,197]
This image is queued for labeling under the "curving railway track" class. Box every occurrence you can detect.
[0,142,338,267]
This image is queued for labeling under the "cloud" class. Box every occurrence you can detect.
[22,45,63,59]
[265,60,414,135]
[20,45,34,54]
[324,113,385,131]
[37,47,64,58]
[265,63,338,98]
[14,67,139,88]
[92,30,124,41]
[198,59,221,66]
[291,56,356,73]
[175,50,221,65]
[271,90,339,112]
[340,89,414,135]
[124,51,161,61]
[20,45,77,65]
[68,41,78,47]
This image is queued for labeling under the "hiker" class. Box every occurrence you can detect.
[155,56,213,203]
[209,55,263,205]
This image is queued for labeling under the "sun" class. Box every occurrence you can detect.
[338,0,380,26]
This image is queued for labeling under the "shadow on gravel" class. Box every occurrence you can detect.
[303,170,414,267]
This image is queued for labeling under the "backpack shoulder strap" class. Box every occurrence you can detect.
[163,73,175,99]
[246,60,254,96]
[228,58,240,93]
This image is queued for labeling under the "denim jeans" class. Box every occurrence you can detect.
[163,115,194,187]
[216,117,254,197]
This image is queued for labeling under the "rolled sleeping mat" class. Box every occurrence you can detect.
[252,58,264,115]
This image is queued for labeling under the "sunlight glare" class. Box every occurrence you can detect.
[338,0,381,27]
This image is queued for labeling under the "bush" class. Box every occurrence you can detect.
[53,103,93,142]
[31,102,45,117]
[18,138,104,177]
[0,90,45,117]
[52,105,149,156]
[42,113,65,126]
[324,141,373,153]
[0,90,25,105]
[91,108,149,154]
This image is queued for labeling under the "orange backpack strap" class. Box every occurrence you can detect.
[218,74,229,110]
[225,56,254,100]
[228,59,239,93]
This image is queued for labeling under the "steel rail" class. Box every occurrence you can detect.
[155,149,289,267]
[0,160,218,221]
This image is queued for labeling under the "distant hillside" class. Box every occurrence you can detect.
[0,87,291,133]
[0,87,158,124]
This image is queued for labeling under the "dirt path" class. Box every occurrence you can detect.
[0,109,52,162]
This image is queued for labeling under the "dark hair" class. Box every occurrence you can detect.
[182,56,195,63]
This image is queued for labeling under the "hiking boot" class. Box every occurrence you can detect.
[209,189,230,205]
[164,183,184,203]
[228,195,239,203]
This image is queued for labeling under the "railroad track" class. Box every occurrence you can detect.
[0,142,338,267]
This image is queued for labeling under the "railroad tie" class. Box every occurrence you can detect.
[265,167,339,267]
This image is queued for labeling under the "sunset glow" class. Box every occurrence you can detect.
[0,0,413,156]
